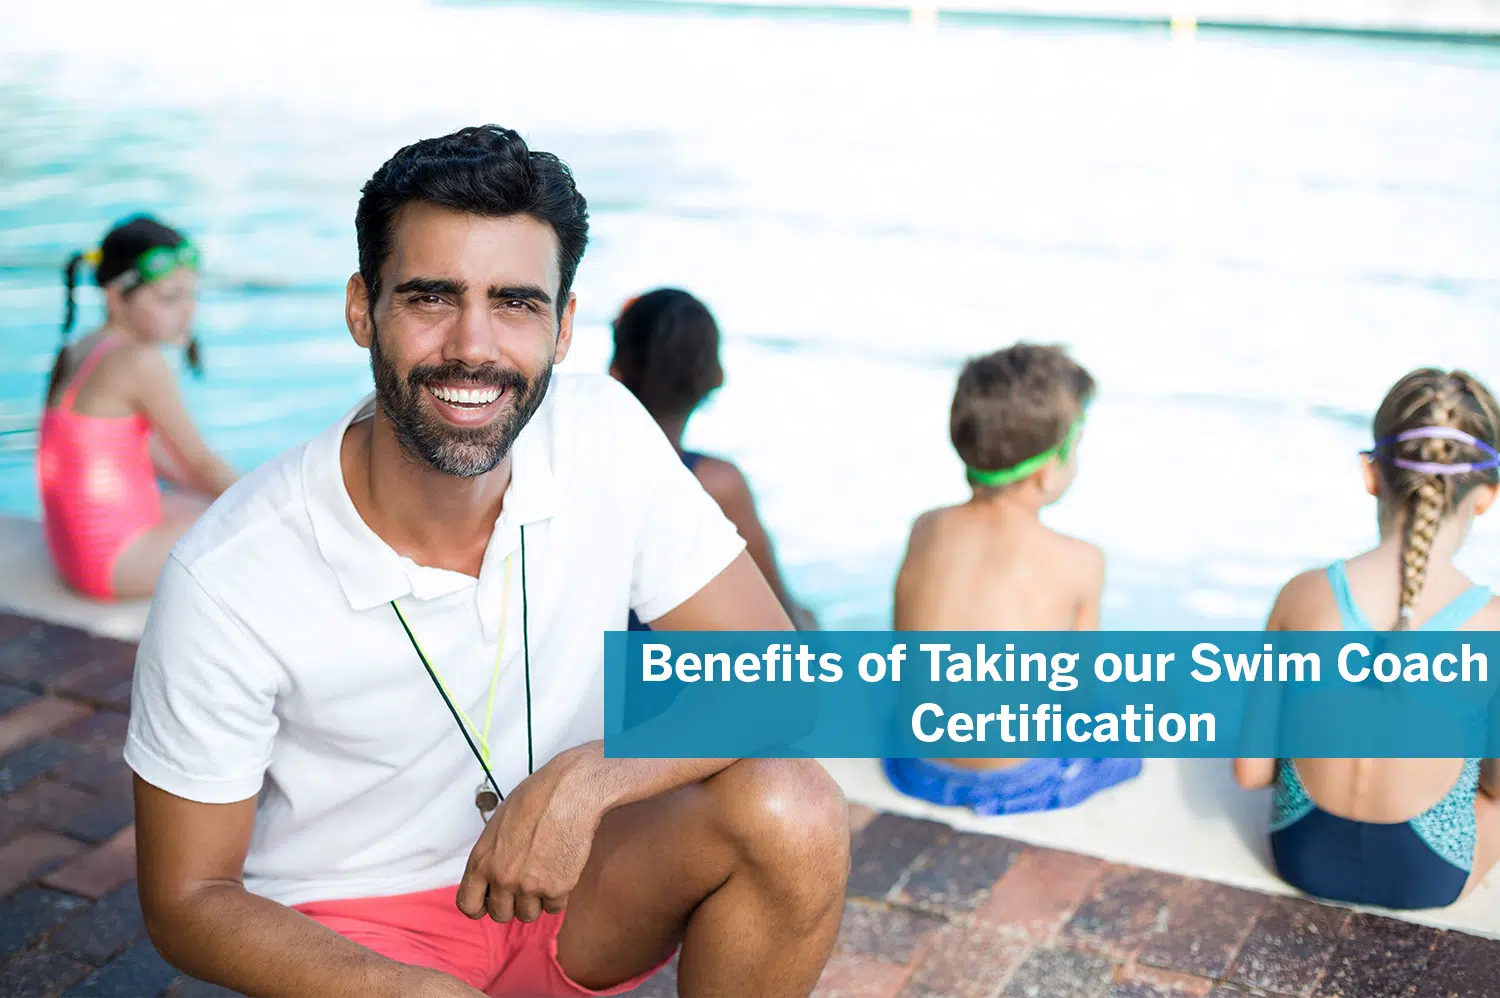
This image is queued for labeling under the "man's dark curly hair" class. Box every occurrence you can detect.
[354,125,590,320]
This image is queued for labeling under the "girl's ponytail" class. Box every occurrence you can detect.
[46,252,88,403]
[61,252,85,337]
[185,336,203,379]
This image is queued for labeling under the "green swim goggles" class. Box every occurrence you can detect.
[89,241,201,290]
[966,401,1091,489]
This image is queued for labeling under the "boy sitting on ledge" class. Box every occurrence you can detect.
[883,342,1141,814]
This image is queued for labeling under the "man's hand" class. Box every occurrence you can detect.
[456,748,603,924]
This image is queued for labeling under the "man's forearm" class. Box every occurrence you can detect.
[556,741,734,816]
[148,883,442,998]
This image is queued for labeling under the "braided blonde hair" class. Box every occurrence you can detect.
[1371,370,1500,630]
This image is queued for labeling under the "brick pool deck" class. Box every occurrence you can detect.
[0,612,1494,998]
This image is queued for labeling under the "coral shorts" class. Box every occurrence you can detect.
[294,885,670,997]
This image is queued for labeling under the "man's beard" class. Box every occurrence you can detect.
[370,326,552,478]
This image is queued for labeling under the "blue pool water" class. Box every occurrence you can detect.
[2,1,1498,629]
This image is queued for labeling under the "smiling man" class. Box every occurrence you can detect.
[125,126,849,998]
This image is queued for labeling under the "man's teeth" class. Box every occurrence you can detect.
[429,385,502,405]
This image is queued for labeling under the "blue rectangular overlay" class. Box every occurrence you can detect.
[603,631,1500,759]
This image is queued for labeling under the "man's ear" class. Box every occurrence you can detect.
[346,273,373,349]
[553,292,577,366]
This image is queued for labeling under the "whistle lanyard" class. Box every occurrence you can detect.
[390,524,534,806]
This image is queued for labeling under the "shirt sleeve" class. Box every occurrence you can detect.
[124,554,281,804]
[607,383,748,624]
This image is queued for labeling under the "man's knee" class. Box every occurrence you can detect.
[707,759,850,879]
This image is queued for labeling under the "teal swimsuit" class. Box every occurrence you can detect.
[1268,561,1489,910]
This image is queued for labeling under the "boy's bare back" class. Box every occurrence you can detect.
[895,500,1104,632]
[884,343,1138,791]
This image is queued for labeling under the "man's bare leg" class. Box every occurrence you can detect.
[553,758,849,998]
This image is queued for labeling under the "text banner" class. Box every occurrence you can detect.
[602,631,1500,758]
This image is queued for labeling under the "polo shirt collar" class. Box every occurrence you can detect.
[304,390,561,619]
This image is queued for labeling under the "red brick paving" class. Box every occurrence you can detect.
[0,613,1497,998]
[1115,961,1218,996]
[1225,896,1349,997]
[40,827,135,900]
[0,829,85,898]
[1064,865,1186,961]
[896,922,1028,997]
[0,781,91,842]
[1137,881,1268,979]
[0,699,94,758]
[976,846,1106,943]
[812,954,909,998]
[848,803,878,838]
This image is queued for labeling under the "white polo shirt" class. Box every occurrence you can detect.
[124,373,746,907]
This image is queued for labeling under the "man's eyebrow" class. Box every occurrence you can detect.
[392,277,466,297]
[490,284,553,306]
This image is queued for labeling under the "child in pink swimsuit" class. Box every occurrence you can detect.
[37,215,238,600]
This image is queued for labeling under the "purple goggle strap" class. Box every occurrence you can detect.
[1364,426,1500,475]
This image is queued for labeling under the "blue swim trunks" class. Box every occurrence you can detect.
[883,757,1142,815]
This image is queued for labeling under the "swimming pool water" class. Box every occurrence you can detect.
[2,0,1498,629]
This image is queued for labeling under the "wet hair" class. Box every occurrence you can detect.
[611,289,724,420]
[355,125,590,320]
[950,343,1095,477]
[51,215,201,403]
[1370,369,1500,629]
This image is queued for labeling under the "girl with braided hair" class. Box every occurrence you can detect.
[37,215,238,601]
[1235,368,1500,909]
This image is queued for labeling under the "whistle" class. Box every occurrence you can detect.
[476,783,499,817]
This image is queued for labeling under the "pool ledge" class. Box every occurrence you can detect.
[0,515,151,643]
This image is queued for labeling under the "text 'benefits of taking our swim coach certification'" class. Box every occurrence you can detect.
[601,631,1500,759]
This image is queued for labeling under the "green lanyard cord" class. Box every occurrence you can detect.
[390,601,504,801]
[392,523,534,805]
[521,525,534,775]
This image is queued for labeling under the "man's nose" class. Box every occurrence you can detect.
[447,301,502,367]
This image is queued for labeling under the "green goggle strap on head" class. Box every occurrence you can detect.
[114,242,201,289]
[966,403,1090,489]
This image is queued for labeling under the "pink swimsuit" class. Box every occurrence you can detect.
[37,335,162,599]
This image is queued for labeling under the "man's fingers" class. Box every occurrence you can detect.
[487,886,516,924]
[514,893,543,924]
[455,871,489,920]
[541,893,568,915]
